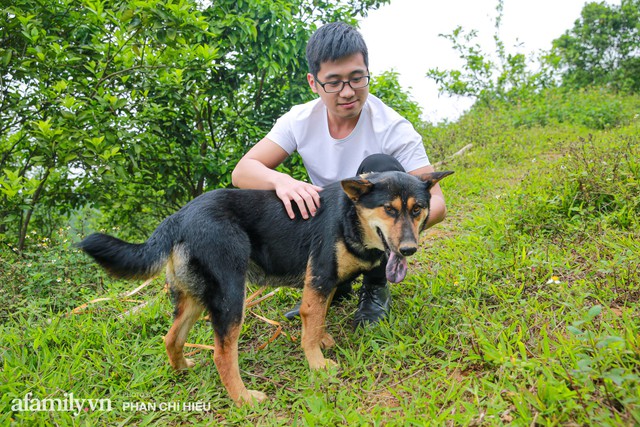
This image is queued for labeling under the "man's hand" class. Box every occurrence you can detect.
[274,174,323,220]
[232,138,323,220]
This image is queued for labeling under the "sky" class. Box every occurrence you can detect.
[359,0,619,123]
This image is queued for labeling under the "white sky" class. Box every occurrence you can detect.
[359,0,619,123]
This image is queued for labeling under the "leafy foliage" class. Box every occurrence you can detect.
[370,70,423,127]
[551,0,640,93]
[0,0,389,247]
[426,0,556,107]
[510,125,640,235]
[426,27,554,106]
[506,86,640,129]
[427,0,640,112]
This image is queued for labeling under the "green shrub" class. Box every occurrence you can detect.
[509,124,640,235]
[0,227,107,320]
[510,87,640,130]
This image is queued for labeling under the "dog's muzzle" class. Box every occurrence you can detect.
[377,228,409,283]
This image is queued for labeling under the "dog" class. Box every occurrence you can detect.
[78,170,453,406]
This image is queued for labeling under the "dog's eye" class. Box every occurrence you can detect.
[411,205,423,216]
[383,205,398,217]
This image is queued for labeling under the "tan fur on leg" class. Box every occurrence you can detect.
[300,275,337,370]
[165,293,204,370]
[214,323,267,406]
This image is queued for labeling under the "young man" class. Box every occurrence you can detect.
[232,22,447,327]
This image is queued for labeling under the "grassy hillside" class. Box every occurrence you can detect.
[1,91,639,425]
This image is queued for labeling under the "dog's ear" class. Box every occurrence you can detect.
[341,178,374,201]
[418,171,454,191]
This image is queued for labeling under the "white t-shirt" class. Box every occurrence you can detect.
[266,94,430,186]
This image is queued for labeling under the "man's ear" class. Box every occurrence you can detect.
[341,178,374,201]
[307,73,318,94]
[418,171,454,191]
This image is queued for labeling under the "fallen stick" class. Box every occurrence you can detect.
[203,287,279,321]
[68,277,157,315]
[117,301,151,319]
[121,278,155,297]
[250,311,281,326]
[434,143,473,167]
[184,342,216,351]
[68,298,113,315]
[245,287,266,304]
[257,326,282,350]
[246,288,280,308]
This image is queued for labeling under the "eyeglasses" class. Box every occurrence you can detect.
[315,75,371,93]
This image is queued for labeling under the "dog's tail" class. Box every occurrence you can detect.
[77,219,176,280]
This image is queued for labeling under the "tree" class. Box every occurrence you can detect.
[551,0,640,92]
[370,70,423,128]
[0,0,389,249]
[426,1,555,107]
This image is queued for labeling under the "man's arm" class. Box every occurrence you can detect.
[408,165,447,229]
[231,137,322,220]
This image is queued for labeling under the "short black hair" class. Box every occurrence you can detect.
[305,22,369,77]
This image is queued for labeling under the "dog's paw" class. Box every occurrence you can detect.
[248,389,268,403]
[236,390,268,406]
[324,358,338,368]
[172,357,196,371]
[320,332,335,349]
[309,357,338,370]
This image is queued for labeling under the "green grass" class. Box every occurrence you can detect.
[2,102,640,425]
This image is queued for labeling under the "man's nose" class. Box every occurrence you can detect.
[339,82,355,97]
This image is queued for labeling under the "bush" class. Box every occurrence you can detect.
[0,227,106,320]
[509,123,640,235]
[509,87,640,129]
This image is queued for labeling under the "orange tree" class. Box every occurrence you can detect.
[0,0,388,248]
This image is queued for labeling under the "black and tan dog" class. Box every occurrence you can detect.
[78,170,453,406]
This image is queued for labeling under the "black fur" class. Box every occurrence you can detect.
[79,177,368,291]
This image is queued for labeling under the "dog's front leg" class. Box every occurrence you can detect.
[300,264,337,370]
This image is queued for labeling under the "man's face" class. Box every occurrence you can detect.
[307,53,369,123]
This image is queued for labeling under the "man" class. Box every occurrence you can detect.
[231,22,447,327]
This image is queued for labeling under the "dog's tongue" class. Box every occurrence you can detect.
[385,252,408,283]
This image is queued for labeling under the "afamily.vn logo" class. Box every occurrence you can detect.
[11,393,112,416]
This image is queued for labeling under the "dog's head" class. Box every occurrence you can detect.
[341,170,454,283]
